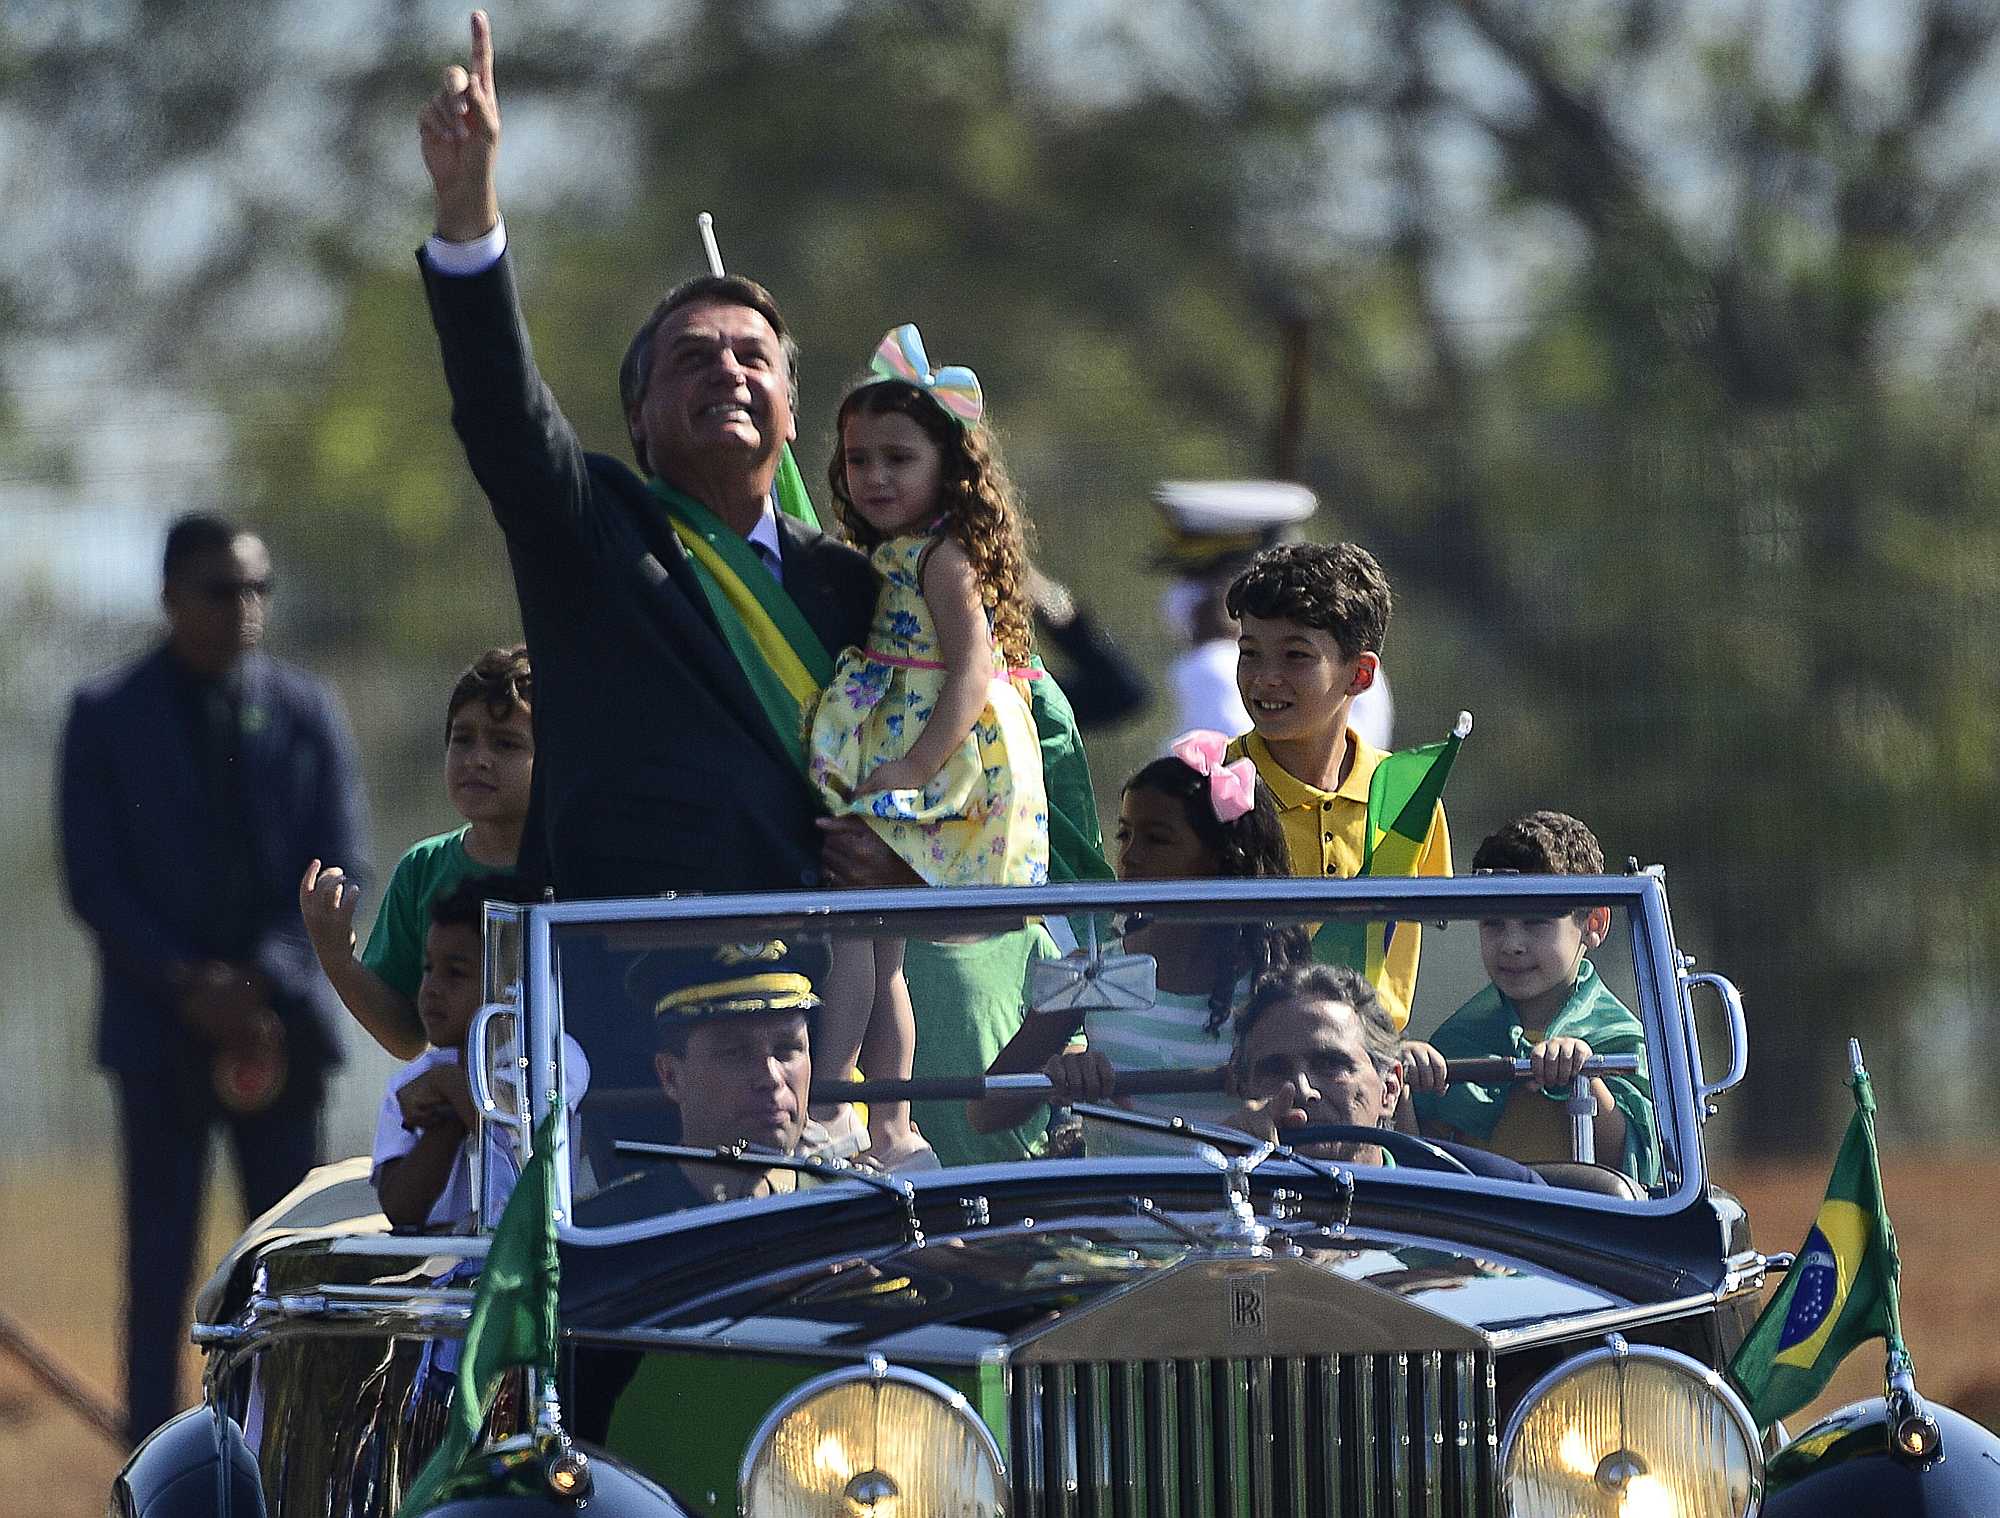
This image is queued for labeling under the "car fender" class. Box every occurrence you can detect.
[417,1449,697,1518]
[112,1406,265,1518]
[1763,1398,2000,1517]
[114,1413,694,1518]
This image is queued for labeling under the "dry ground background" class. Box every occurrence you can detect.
[6,1150,1998,1518]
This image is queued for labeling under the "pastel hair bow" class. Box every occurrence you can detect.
[1170,729,1259,824]
[870,323,984,427]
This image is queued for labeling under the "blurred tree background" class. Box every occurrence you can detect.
[5,0,2000,1159]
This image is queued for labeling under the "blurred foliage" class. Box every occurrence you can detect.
[10,0,2000,1150]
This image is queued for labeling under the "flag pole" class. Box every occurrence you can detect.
[1852,1038,1941,1458]
[694,212,822,529]
[697,211,724,279]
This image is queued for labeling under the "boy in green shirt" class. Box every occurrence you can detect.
[1402,811,1659,1185]
[301,645,532,1057]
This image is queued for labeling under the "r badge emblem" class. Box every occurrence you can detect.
[1230,1282,1266,1335]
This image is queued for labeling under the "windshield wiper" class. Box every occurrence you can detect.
[613,1140,925,1246]
[1069,1103,1356,1239]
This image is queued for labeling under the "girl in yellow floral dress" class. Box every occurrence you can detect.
[808,323,1048,883]
[803,325,1050,1159]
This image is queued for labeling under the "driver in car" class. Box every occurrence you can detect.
[579,940,823,1223]
[1223,963,1543,1183]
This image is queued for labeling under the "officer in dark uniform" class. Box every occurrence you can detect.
[577,939,828,1223]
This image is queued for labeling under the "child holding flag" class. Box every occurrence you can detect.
[1222,541,1451,1026]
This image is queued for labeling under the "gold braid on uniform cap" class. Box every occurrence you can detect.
[653,973,819,1019]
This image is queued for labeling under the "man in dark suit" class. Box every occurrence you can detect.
[415,12,879,899]
[59,512,367,1440]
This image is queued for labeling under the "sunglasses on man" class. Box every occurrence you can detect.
[197,578,274,603]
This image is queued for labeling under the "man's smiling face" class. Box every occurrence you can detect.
[632,297,796,480]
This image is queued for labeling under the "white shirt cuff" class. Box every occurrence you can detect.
[424,220,508,276]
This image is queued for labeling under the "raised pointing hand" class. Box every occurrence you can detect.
[419,10,501,241]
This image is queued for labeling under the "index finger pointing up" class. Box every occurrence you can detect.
[470,10,495,94]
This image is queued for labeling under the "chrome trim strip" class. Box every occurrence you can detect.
[1418,1351,1443,1518]
[1353,1353,1377,1512]
[521,872,1668,927]
[1387,1351,1411,1518]
[1483,1291,1719,1351]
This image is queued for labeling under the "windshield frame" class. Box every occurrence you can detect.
[489,873,1702,1241]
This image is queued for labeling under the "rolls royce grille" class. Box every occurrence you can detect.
[1009,1351,1498,1517]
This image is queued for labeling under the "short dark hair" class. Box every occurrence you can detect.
[1472,811,1605,876]
[429,873,538,933]
[1231,962,1401,1080]
[1225,541,1392,662]
[617,274,800,470]
[162,512,246,582]
[444,644,533,744]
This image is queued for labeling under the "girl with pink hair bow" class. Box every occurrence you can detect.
[969,733,1308,1148]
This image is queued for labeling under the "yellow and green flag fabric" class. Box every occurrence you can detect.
[1726,1064,1907,1428]
[1313,719,1466,994]
[395,1101,564,1518]
[772,443,821,530]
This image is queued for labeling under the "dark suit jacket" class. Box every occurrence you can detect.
[58,647,366,1077]
[1433,1138,1546,1185]
[420,251,878,898]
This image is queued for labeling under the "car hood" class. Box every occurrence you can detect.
[579,1222,1651,1364]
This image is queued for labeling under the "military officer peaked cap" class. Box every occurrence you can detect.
[629,939,828,1022]
[1149,480,1319,574]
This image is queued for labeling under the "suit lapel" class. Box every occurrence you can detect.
[618,482,809,778]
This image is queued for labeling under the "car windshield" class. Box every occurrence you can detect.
[473,878,1686,1234]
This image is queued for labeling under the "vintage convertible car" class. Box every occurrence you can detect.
[116,873,2000,1517]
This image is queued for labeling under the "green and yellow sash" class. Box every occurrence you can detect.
[649,480,834,775]
[651,478,1112,884]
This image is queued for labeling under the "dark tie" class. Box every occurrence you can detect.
[753,539,783,584]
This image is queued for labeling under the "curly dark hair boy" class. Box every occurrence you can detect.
[1471,811,1605,876]
[444,644,533,745]
[1225,541,1393,663]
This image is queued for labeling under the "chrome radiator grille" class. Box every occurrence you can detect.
[1009,1351,1497,1517]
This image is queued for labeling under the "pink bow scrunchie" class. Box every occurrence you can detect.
[1169,730,1259,823]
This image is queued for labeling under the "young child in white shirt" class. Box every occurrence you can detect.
[371,876,588,1230]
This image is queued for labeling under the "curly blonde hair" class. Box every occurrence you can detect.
[826,380,1036,668]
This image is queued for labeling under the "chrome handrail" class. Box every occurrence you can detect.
[1682,970,1749,1116]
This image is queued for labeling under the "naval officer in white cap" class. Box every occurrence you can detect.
[1151,481,1393,752]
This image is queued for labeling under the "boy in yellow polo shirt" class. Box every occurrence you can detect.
[1222,542,1448,1025]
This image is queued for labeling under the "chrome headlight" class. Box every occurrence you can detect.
[1502,1339,1762,1518]
[740,1358,1006,1517]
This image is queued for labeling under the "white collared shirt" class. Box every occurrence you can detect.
[747,500,784,582]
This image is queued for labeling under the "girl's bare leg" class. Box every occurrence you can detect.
[859,936,921,1157]
[810,937,874,1123]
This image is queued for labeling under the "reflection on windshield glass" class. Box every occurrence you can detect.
[554,898,1666,1228]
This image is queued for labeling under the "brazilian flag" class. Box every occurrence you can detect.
[1726,1063,1907,1428]
[773,442,821,529]
[1313,715,1468,1002]
[396,1101,565,1518]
